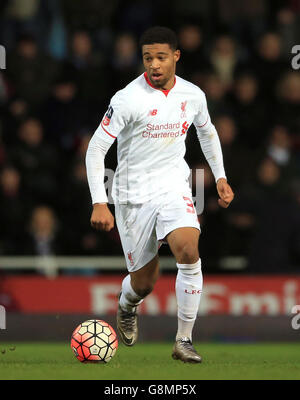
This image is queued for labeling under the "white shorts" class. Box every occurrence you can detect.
[115,190,200,272]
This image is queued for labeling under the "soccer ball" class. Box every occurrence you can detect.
[71,319,118,363]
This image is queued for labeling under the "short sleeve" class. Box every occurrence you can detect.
[94,90,131,144]
[193,90,211,131]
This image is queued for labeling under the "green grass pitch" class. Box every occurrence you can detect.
[0,342,300,380]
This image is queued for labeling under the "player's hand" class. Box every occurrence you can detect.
[90,203,114,231]
[216,178,234,208]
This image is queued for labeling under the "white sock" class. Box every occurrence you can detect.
[175,259,203,341]
[119,274,143,313]
[177,318,195,341]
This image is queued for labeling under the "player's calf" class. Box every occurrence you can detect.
[175,259,203,340]
[117,275,143,346]
[117,257,159,346]
[117,292,139,346]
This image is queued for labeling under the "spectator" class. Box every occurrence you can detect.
[61,156,121,256]
[41,75,86,154]
[176,24,210,82]
[0,0,67,55]
[113,0,154,37]
[6,34,60,108]
[275,71,300,135]
[172,0,212,33]
[61,0,119,32]
[67,30,110,104]
[210,34,239,91]
[229,72,268,148]
[214,114,252,188]
[249,124,300,195]
[10,118,60,206]
[110,33,141,94]
[0,97,30,149]
[276,7,300,59]
[217,0,267,49]
[229,157,300,271]
[21,205,71,257]
[200,72,229,117]
[71,132,93,165]
[0,0,41,50]
[266,125,299,178]
[0,166,27,254]
[251,32,289,102]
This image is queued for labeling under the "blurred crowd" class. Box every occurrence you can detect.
[0,0,300,273]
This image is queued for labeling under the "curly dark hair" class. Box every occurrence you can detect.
[139,26,178,51]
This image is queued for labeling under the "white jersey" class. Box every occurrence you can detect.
[90,72,226,204]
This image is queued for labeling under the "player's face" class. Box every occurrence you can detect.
[142,43,180,90]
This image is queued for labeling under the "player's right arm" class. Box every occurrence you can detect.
[90,203,114,231]
[85,90,130,231]
[86,135,114,231]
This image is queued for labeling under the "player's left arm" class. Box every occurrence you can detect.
[193,91,234,208]
[216,177,234,208]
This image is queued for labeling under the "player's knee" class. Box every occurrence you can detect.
[134,282,154,298]
[131,263,159,298]
[175,242,199,264]
[131,275,157,297]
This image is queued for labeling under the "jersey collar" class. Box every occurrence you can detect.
[144,72,176,97]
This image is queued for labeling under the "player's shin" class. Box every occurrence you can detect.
[119,274,144,312]
[175,259,203,341]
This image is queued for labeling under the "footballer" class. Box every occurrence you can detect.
[86,26,234,363]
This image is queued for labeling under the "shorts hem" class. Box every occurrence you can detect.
[157,223,201,242]
[125,250,159,273]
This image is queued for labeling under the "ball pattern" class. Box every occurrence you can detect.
[71,319,118,363]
